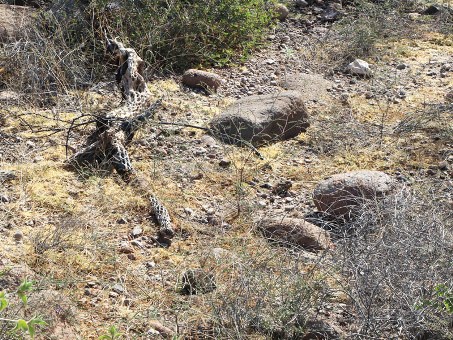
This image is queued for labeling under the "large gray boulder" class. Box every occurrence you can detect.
[257,217,332,251]
[313,170,396,218]
[209,90,309,147]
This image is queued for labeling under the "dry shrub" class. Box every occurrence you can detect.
[203,245,330,339]
[331,182,453,338]
[0,10,90,104]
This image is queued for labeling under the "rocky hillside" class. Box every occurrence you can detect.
[0,0,452,339]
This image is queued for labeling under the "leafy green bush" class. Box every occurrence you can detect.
[0,280,47,339]
[54,0,276,71]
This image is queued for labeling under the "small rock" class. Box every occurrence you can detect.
[119,241,134,254]
[321,6,342,22]
[127,253,137,260]
[109,291,119,298]
[274,4,289,21]
[131,240,143,248]
[0,170,16,182]
[184,207,194,216]
[131,226,143,237]
[422,4,441,15]
[295,0,308,8]
[182,69,223,92]
[408,12,421,20]
[200,135,218,148]
[219,158,231,167]
[396,63,408,70]
[439,161,449,171]
[147,320,174,338]
[0,194,10,203]
[145,261,156,269]
[117,217,128,224]
[347,59,371,76]
[258,217,333,251]
[112,283,125,294]
[13,230,23,242]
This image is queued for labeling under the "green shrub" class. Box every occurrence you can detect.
[55,0,276,71]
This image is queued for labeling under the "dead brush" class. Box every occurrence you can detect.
[394,103,453,143]
[30,216,86,258]
[0,10,89,105]
[201,244,331,339]
[329,182,453,338]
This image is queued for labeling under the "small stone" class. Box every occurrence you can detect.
[408,12,421,20]
[147,320,174,338]
[423,5,441,15]
[112,283,125,294]
[365,92,374,99]
[182,69,223,92]
[396,63,407,70]
[219,158,231,167]
[0,194,10,203]
[131,240,143,248]
[25,140,35,148]
[258,200,267,208]
[295,0,308,8]
[347,59,371,76]
[127,253,137,260]
[184,207,194,216]
[117,217,128,224]
[13,231,23,242]
[131,226,143,237]
[264,58,276,65]
[119,241,134,254]
[109,291,119,298]
[438,161,449,171]
[274,4,289,21]
[145,261,156,269]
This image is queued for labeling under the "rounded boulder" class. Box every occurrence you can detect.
[313,170,396,219]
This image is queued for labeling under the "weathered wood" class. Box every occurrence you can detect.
[106,38,149,104]
[69,38,156,175]
[68,38,174,243]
